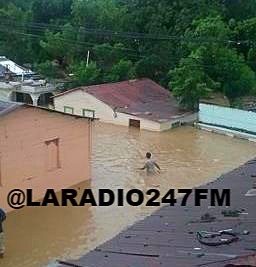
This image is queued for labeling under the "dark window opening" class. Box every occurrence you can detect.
[38,93,54,107]
[172,121,181,128]
[11,92,33,104]
[45,138,60,171]
[129,119,140,128]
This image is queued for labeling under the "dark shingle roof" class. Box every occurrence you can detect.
[0,100,23,116]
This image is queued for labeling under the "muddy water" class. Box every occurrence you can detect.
[2,123,256,267]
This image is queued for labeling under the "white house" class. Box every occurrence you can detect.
[0,56,34,77]
[53,78,197,131]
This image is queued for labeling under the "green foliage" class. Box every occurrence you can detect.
[135,55,167,81]
[172,15,256,104]
[169,58,219,110]
[104,59,135,82]
[248,48,256,72]
[71,0,127,30]
[71,61,101,86]
[0,4,32,63]
[32,0,73,23]
[39,24,77,65]
[210,48,256,99]
[93,43,128,70]
[36,60,62,79]
[222,0,256,21]
[1,0,256,109]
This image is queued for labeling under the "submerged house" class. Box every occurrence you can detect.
[53,78,197,131]
[0,100,93,210]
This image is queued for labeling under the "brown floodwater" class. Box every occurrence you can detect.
[2,123,256,267]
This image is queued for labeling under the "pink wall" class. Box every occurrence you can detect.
[0,107,91,211]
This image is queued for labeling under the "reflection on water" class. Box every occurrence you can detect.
[2,123,256,267]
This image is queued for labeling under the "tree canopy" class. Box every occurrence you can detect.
[1,0,256,108]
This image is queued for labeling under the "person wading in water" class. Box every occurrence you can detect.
[139,152,161,176]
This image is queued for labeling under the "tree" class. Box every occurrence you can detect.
[93,43,128,70]
[71,61,101,86]
[182,16,256,101]
[104,59,135,82]
[32,0,73,23]
[221,0,256,21]
[135,55,167,81]
[36,60,62,79]
[39,23,77,66]
[0,4,33,63]
[169,58,219,110]
[71,0,127,30]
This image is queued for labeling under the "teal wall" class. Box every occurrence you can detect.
[199,103,256,133]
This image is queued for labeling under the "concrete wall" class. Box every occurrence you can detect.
[160,113,198,131]
[0,88,11,102]
[199,103,256,133]
[0,107,91,210]
[54,90,161,131]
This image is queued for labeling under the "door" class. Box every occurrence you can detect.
[129,119,140,128]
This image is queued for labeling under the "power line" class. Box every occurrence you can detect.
[2,18,256,71]
[0,27,146,60]
[0,17,254,45]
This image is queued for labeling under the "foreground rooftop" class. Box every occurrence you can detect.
[59,158,256,267]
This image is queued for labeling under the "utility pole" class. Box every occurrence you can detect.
[86,50,90,67]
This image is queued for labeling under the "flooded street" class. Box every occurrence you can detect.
[2,123,256,267]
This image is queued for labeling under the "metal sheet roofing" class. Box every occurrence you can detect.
[0,56,34,76]
[0,100,95,120]
[54,79,191,122]
[0,100,23,116]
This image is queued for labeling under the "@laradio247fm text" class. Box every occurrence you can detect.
[7,188,231,209]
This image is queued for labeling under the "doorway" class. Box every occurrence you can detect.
[129,119,140,128]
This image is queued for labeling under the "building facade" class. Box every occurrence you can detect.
[53,79,197,131]
[0,101,93,211]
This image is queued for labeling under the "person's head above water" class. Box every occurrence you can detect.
[146,152,152,159]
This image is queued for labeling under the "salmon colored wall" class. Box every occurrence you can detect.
[0,107,91,211]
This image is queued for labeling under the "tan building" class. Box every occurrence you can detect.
[53,79,197,131]
[0,101,93,211]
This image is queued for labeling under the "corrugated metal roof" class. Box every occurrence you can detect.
[0,100,96,120]
[0,100,23,116]
[54,79,191,122]
[59,159,256,267]
[0,56,34,76]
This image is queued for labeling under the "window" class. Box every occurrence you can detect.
[129,119,140,128]
[64,106,74,114]
[172,121,181,128]
[82,109,95,119]
[45,138,60,171]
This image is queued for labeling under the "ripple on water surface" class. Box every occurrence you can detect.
[3,123,256,267]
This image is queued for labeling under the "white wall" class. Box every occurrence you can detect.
[53,90,161,131]
[199,103,256,132]
[0,89,10,101]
